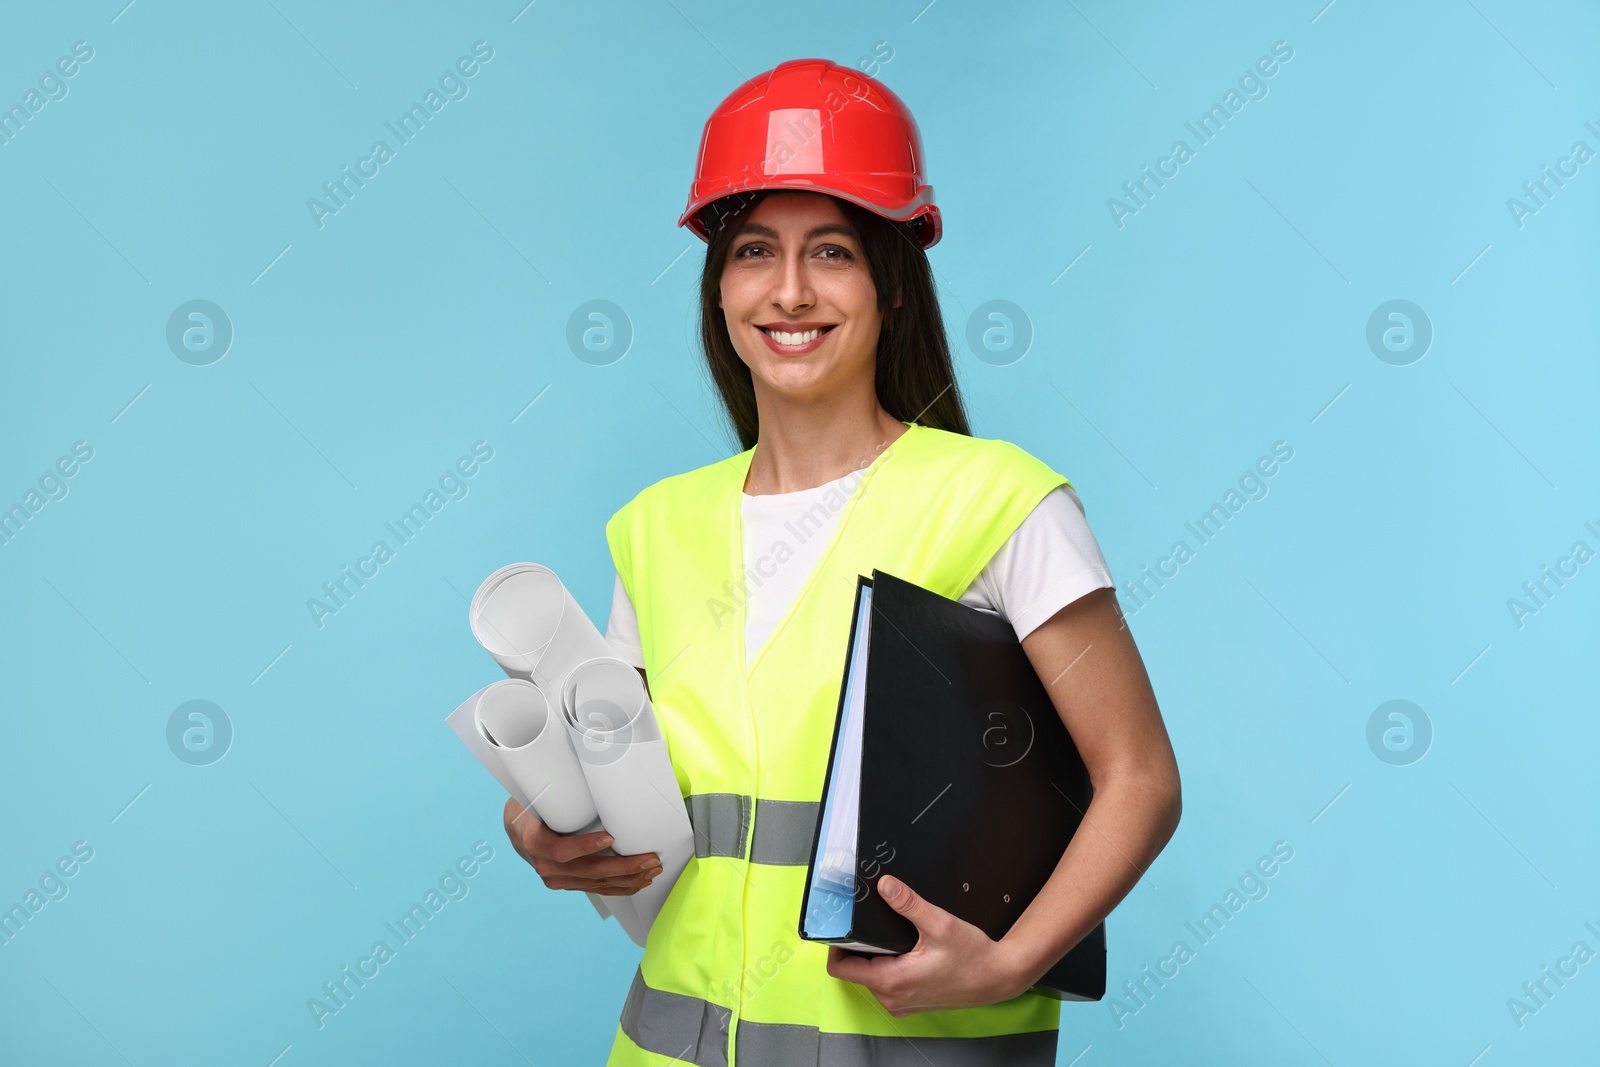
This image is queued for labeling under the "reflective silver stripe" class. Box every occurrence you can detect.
[619,967,730,1067]
[683,795,819,866]
[620,969,1059,1066]
[736,1018,1059,1065]
[814,1027,1057,1065]
[685,793,751,859]
[748,798,820,866]
[733,1018,818,1062]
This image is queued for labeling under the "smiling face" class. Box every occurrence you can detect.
[717,192,887,404]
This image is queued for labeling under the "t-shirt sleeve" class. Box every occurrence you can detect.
[970,484,1116,642]
[603,570,647,669]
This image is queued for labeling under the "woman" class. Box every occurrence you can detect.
[504,58,1181,1065]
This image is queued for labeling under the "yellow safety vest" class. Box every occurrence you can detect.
[603,420,1073,1066]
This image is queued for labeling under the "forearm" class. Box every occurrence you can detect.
[996,766,1181,993]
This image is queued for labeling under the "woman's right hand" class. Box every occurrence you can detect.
[502,797,664,896]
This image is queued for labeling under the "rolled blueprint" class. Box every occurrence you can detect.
[450,561,693,948]
[470,563,615,690]
[473,679,597,834]
[446,684,520,802]
[443,685,616,925]
[561,655,695,947]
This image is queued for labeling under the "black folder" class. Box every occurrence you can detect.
[798,569,1106,1001]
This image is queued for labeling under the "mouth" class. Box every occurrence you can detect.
[756,324,837,354]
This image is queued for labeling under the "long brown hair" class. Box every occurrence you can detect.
[695,192,971,452]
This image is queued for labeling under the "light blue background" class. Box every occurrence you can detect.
[3,1,1596,1063]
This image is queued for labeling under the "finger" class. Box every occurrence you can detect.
[593,867,663,889]
[595,871,659,888]
[545,866,663,893]
[503,795,531,825]
[503,800,529,844]
[876,876,934,933]
[556,853,663,883]
[546,875,653,893]
[544,857,662,889]
[539,825,617,864]
[504,798,544,842]
[503,802,542,865]
[505,803,548,853]
[825,945,876,988]
[549,842,659,875]
[546,854,665,884]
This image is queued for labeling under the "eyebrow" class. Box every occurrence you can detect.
[732,222,859,242]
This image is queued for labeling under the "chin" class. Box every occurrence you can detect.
[756,362,834,398]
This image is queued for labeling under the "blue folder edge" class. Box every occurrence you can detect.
[802,583,873,939]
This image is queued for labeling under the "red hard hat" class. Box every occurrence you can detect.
[678,58,942,249]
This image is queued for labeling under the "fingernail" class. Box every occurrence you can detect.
[646,865,663,879]
[598,835,614,848]
[639,857,658,871]
[879,877,901,900]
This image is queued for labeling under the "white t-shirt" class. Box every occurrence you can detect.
[605,469,1116,667]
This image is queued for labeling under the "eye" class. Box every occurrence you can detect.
[733,242,769,259]
[817,245,854,261]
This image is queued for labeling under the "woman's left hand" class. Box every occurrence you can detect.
[824,875,1028,1015]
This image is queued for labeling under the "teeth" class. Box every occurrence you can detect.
[766,327,823,345]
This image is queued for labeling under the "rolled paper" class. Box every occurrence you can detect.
[456,562,692,946]
[473,679,597,834]
[562,656,664,757]
[444,684,614,924]
[470,563,615,691]
[561,656,695,945]
[446,684,521,802]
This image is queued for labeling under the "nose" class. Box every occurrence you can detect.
[772,248,814,313]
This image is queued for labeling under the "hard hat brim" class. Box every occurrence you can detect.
[679,181,941,250]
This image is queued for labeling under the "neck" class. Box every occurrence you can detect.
[743,387,909,495]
